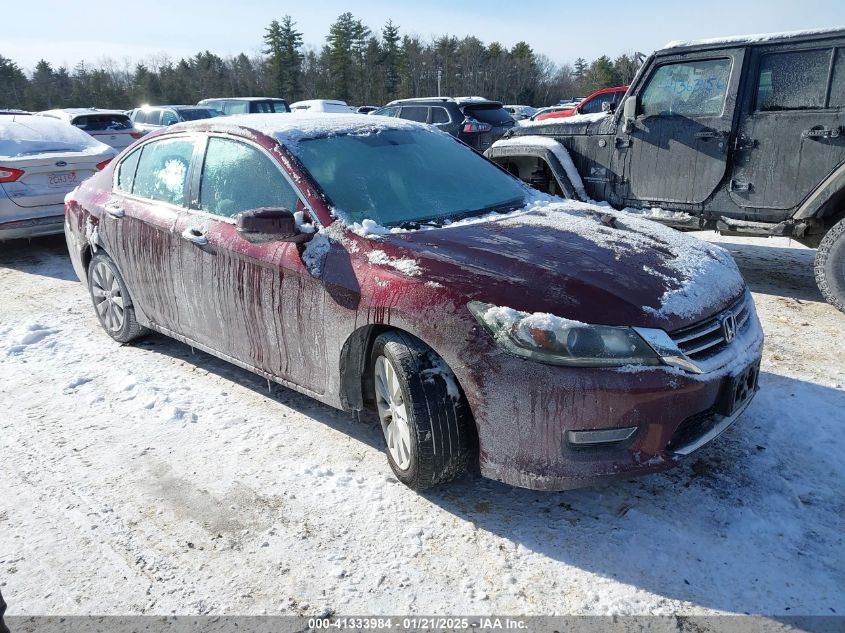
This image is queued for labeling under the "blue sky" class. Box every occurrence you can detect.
[5,0,844,71]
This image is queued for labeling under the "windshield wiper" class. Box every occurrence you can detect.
[448,198,525,223]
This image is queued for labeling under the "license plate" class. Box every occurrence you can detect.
[47,171,78,188]
[718,361,760,416]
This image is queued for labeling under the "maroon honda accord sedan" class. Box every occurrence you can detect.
[64,113,763,491]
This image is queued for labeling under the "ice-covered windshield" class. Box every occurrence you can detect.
[292,127,527,226]
[0,115,111,158]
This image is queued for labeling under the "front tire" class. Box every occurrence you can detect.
[815,217,845,313]
[87,252,148,343]
[371,332,475,490]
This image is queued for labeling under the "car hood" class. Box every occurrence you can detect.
[359,200,745,331]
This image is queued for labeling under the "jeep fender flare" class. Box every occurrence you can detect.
[485,139,586,201]
[794,161,845,222]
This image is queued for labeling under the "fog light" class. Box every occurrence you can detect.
[567,427,638,446]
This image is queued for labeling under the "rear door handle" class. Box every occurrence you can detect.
[181,227,208,246]
[104,204,124,218]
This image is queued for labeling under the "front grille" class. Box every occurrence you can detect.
[668,292,750,360]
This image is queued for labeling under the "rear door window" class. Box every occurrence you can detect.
[161,110,179,126]
[640,58,731,117]
[224,101,249,115]
[398,106,429,123]
[431,107,451,124]
[463,105,514,126]
[132,137,195,206]
[755,49,832,111]
[116,147,142,193]
[199,137,299,218]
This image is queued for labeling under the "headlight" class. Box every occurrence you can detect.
[468,301,661,368]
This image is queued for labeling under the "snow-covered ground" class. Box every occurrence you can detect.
[1,232,843,616]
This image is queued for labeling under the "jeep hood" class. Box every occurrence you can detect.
[368,201,745,331]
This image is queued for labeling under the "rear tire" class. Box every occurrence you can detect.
[371,332,475,490]
[87,252,148,343]
[815,217,845,313]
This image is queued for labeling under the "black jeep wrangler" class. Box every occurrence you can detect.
[486,28,845,312]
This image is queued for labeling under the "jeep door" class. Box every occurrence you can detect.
[615,49,745,206]
[729,41,845,219]
[174,134,329,394]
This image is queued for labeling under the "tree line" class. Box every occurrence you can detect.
[1,13,644,112]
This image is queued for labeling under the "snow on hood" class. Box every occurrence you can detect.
[491,200,744,320]
[334,197,744,324]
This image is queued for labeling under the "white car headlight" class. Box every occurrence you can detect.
[468,301,661,368]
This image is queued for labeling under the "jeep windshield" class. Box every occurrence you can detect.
[292,127,527,227]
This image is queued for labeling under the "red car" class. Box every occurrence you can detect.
[64,114,762,491]
[535,86,629,121]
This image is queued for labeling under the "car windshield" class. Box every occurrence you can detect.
[292,127,526,227]
[177,108,218,121]
[463,105,514,126]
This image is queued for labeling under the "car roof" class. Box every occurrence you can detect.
[163,112,426,144]
[137,105,212,111]
[661,27,845,53]
[386,96,502,107]
[289,99,349,107]
[200,97,287,102]
[44,108,128,116]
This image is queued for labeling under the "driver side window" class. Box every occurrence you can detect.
[199,137,300,218]
[640,58,731,117]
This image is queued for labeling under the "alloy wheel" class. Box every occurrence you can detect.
[374,355,412,470]
[91,261,125,332]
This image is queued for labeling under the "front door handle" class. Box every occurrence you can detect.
[802,127,841,139]
[181,227,208,246]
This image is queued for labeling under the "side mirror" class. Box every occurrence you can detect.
[601,101,617,113]
[236,208,309,243]
[622,96,638,133]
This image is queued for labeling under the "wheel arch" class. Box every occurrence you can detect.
[338,324,477,431]
[794,161,845,227]
[484,141,584,200]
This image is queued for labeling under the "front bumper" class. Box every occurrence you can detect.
[464,310,764,491]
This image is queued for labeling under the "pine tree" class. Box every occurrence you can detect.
[264,16,303,100]
[381,20,402,101]
[0,55,29,108]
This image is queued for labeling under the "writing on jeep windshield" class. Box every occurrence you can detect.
[641,58,731,117]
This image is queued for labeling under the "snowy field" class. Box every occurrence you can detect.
[1,232,843,616]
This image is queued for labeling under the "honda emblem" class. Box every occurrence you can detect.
[722,313,737,343]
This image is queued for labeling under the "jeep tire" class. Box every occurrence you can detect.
[815,216,845,313]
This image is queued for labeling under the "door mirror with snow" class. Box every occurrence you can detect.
[236,207,308,243]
